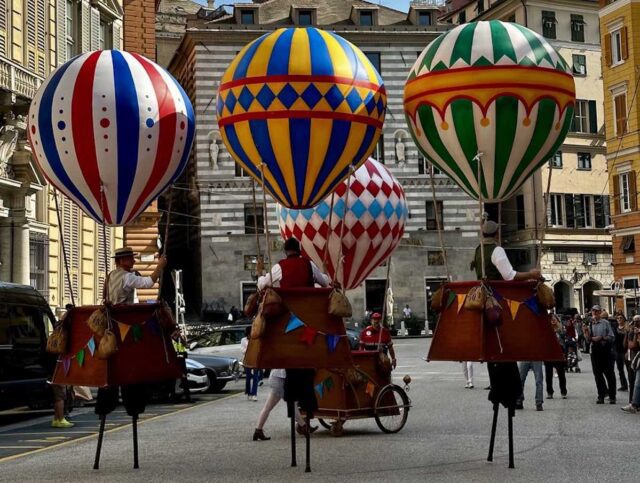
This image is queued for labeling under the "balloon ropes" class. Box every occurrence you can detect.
[28,50,195,298]
[404,20,576,277]
[278,158,408,290]
[218,27,388,281]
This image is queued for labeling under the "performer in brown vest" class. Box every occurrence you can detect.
[107,247,167,304]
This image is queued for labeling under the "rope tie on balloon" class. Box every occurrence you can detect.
[336,165,356,287]
[259,164,274,287]
[158,186,174,297]
[53,188,76,307]
[537,166,554,271]
[379,255,393,350]
[321,192,336,276]
[250,179,263,277]
[98,182,115,349]
[428,163,451,281]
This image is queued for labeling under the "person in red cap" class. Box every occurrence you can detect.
[359,312,397,369]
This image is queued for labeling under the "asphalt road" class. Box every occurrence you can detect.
[0,339,637,482]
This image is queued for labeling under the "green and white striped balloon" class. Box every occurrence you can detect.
[404,20,576,202]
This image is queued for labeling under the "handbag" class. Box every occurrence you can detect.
[536,282,555,310]
[250,312,266,339]
[484,296,502,327]
[328,289,352,318]
[86,306,108,336]
[464,285,486,311]
[244,291,260,318]
[97,329,118,359]
[260,288,286,319]
[46,323,69,355]
[631,351,640,372]
[431,286,444,312]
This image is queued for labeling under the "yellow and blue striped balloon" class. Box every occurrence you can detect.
[217,27,386,209]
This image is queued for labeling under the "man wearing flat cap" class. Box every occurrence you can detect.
[586,304,616,404]
[107,247,167,304]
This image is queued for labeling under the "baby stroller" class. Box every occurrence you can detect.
[565,338,581,373]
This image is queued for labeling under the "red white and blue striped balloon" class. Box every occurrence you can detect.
[27,50,195,226]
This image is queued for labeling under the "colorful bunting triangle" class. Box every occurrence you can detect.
[457,294,466,313]
[87,336,96,356]
[63,356,71,375]
[508,300,521,320]
[324,377,334,391]
[147,316,161,336]
[118,322,131,341]
[285,314,305,333]
[326,334,340,353]
[365,382,375,398]
[492,289,504,301]
[523,296,541,316]
[299,326,318,345]
[132,324,143,342]
[315,382,325,398]
[76,348,85,367]
[445,290,456,309]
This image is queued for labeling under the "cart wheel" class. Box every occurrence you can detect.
[330,419,344,437]
[374,385,410,434]
[318,418,332,430]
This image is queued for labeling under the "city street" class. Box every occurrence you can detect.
[0,338,636,482]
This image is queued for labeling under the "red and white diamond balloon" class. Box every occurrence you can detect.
[278,158,408,290]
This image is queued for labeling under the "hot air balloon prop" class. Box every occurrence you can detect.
[28,50,195,226]
[278,158,407,290]
[217,27,386,209]
[404,20,576,202]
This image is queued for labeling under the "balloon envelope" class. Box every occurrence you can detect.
[217,27,386,209]
[278,158,407,290]
[404,20,576,202]
[28,50,195,225]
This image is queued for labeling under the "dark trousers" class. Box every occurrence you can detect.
[591,346,616,400]
[544,361,567,396]
[625,360,636,403]
[614,351,629,390]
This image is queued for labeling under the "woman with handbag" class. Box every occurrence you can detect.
[622,315,640,409]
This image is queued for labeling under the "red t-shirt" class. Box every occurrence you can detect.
[360,325,392,348]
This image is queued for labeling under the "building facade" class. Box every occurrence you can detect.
[442,0,613,314]
[599,0,640,314]
[167,0,480,324]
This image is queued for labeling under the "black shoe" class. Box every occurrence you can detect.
[561,393,567,399]
[536,404,543,411]
[253,429,271,441]
[609,399,617,405]
[618,387,628,392]
[546,394,553,399]
[515,402,524,410]
[484,386,491,390]
[596,398,604,404]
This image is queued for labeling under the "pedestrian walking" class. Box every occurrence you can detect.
[516,361,544,411]
[545,315,567,399]
[587,305,617,404]
[241,327,261,401]
[623,315,640,404]
[614,314,629,392]
[462,362,474,389]
[51,384,74,428]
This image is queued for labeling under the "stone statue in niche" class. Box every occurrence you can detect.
[210,138,220,170]
[395,137,405,164]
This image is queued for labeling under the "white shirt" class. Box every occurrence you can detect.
[490,246,517,281]
[270,369,286,378]
[240,337,248,354]
[257,259,331,290]
[403,307,412,317]
[108,267,155,304]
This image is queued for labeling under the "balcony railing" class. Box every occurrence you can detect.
[0,56,43,100]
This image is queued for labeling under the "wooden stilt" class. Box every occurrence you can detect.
[304,413,311,473]
[508,406,515,469]
[487,403,499,462]
[93,415,106,470]
[132,415,139,469]
[290,415,297,467]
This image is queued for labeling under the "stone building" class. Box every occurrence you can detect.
[166,0,480,325]
[442,0,614,314]
[599,0,640,315]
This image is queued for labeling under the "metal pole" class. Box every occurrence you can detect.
[93,415,106,470]
[428,163,450,281]
[132,415,139,469]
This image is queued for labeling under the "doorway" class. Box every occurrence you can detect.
[553,281,571,313]
[365,279,387,315]
[582,280,602,313]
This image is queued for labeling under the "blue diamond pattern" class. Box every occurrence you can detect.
[325,85,344,110]
[315,202,330,220]
[351,199,366,219]
[238,86,254,111]
[280,208,290,221]
[301,84,322,109]
[256,85,276,109]
[396,204,406,218]
[217,96,224,115]
[301,208,315,221]
[383,202,394,219]
[224,91,237,113]
[345,89,363,113]
[278,84,299,109]
[333,199,346,218]
[368,199,382,219]
[363,92,376,115]
[376,96,385,116]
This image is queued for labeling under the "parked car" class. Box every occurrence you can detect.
[188,324,250,362]
[152,358,211,401]
[188,353,240,392]
[0,283,56,410]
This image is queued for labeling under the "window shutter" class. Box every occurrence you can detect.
[615,95,625,134]
[0,0,7,57]
[57,0,66,64]
[113,22,121,50]
[547,194,553,225]
[630,172,637,211]
[81,0,91,52]
[36,0,46,75]
[588,100,598,134]
[565,194,575,227]
[612,174,620,215]
[595,195,605,228]
[575,194,584,227]
[621,26,628,60]
[605,33,612,66]
[604,195,611,226]
[90,7,100,51]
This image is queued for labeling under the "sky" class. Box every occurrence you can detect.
[195,1,414,13]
